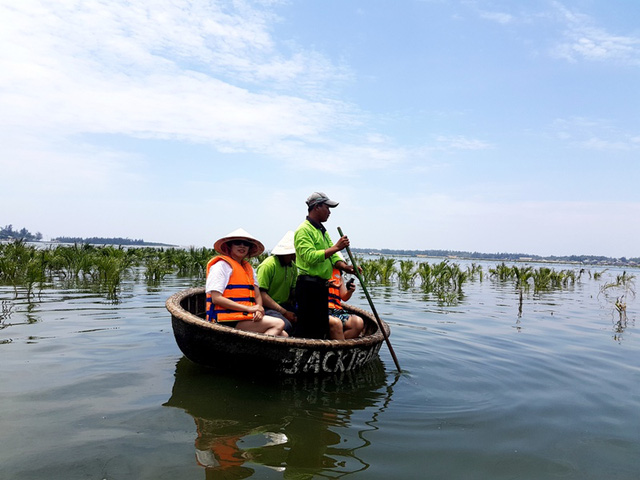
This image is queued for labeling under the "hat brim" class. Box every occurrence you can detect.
[271,246,296,255]
[270,230,296,255]
[309,199,339,208]
[213,229,265,258]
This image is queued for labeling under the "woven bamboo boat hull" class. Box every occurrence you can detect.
[166,287,390,375]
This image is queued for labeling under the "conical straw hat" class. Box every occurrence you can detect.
[213,228,265,257]
[270,231,295,255]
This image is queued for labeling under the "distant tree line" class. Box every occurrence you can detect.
[52,236,174,246]
[3,224,636,264]
[0,225,42,242]
[352,248,639,266]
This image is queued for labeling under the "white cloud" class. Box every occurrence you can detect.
[551,117,640,151]
[0,0,413,186]
[435,135,492,151]
[1,130,145,196]
[479,11,514,25]
[551,1,640,65]
[266,136,409,175]
[0,0,347,140]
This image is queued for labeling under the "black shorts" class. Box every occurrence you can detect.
[293,277,329,339]
[217,320,239,328]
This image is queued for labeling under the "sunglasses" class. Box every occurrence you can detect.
[230,240,253,248]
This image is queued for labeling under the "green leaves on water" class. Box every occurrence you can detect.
[356,257,481,305]
[0,241,219,301]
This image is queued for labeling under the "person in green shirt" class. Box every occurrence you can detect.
[293,192,355,339]
[256,231,298,335]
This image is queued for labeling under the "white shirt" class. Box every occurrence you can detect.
[206,260,258,294]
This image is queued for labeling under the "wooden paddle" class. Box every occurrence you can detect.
[338,227,402,372]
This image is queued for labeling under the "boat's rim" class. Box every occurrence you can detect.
[166,287,389,348]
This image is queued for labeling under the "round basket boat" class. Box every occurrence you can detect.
[166,287,390,375]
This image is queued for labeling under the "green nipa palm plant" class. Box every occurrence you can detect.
[398,260,417,289]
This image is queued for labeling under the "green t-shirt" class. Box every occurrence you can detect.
[256,255,297,305]
[294,219,342,280]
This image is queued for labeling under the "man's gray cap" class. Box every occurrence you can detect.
[306,192,339,208]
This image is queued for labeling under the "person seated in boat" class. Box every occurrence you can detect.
[327,267,364,340]
[206,228,288,337]
[256,231,298,335]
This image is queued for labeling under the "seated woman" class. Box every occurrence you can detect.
[327,267,364,340]
[205,228,288,337]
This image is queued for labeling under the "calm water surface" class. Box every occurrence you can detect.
[1,260,638,479]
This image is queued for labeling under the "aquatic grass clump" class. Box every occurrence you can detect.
[0,240,47,299]
[2,242,634,316]
[85,246,137,300]
[598,271,636,339]
[600,272,636,312]
[0,241,217,301]
[409,259,468,305]
[47,243,97,279]
[531,267,576,293]
[512,266,533,316]
[144,256,173,284]
[357,255,378,284]
[467,263,483,282]
[398,260,417,289]
[377,257,397,285]
[489,262,516,282]
[431,261,466,305]
[355,257,475,305]
[354,256,397,285]
[172,247,213,278]
[403,258,587,309]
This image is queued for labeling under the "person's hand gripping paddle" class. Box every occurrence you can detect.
[338,227,401,372]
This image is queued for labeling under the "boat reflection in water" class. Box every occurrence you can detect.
[164,357,394,478]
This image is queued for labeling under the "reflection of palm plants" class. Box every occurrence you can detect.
[1,299,13,326]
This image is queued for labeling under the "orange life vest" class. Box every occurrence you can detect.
[206,255,256,323]
[327,268,343,310]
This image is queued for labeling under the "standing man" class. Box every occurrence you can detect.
[293,192,355,339]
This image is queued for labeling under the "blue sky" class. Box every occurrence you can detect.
[1,0,639,257]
